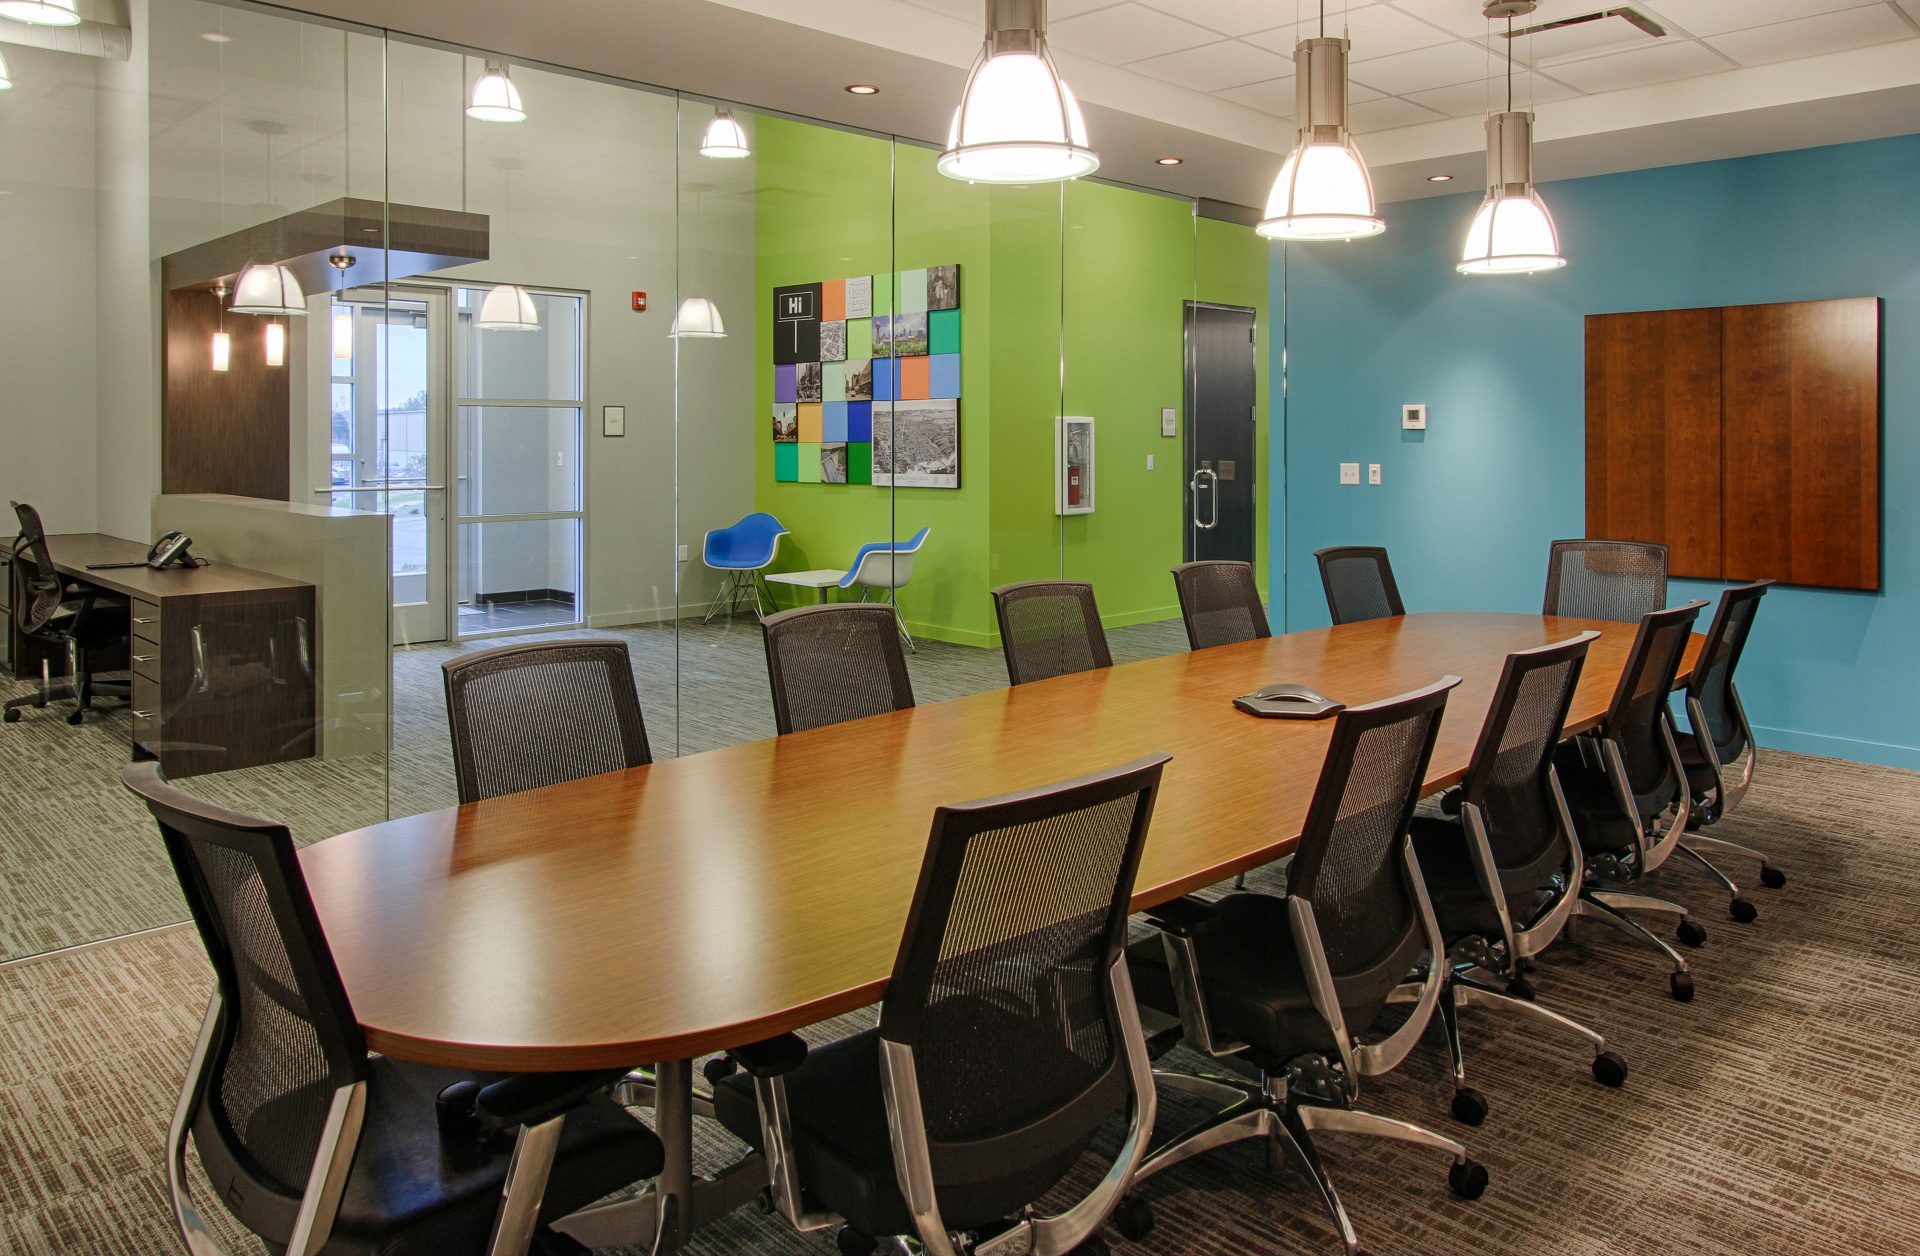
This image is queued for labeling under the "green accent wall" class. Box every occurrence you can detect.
[754,117,1269,645]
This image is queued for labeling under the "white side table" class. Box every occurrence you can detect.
[765,569,847,605]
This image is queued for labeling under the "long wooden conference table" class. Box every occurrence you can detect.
[300,612,1701,1252]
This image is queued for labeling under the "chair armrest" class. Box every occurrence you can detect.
[471,1068,631,1131]
[1144,895,1218,938]
[726,1032,808,1079]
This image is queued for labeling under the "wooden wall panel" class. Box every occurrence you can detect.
[1721,297,1880,591]
[1585,307,1724,579]
[162,289,291,501]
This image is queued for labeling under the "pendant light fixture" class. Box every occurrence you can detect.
[669,296,727,339]
[939,0,1097,185]
[230,263,307,316]
[1259,4,1383,241]
[210,284,231,373]
[264,320,286,367]
[467,61,526,123]
[1459,1,1566,276]
[332,306,354,361]
[0,49,14,91]
[0,0,79,26]
[477,283,541,332]
[699,108,751,159]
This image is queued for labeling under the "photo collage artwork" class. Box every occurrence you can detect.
[772,264,960,489]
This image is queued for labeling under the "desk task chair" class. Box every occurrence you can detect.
[991,580,1111,686]
[1555,601,1708,1001]
[1313,546,1404,626]
[1672,580,1783,918]
[442,639,652,804]
[1171,560,1270,650]
[763,604,914,735]
[702,512,788,625]
[1407,633,1628,1127]
[710,755,1171,1256]
[122,761,665,1256]
[4,501,131,726]
[1543,539,1667,623]
[837,525,930,651]
[1127,679,1489,1256]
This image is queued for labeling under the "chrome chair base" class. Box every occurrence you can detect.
[1574,890,1700,1001]
[855,588,916,653]
[1436,970,1623,1122]
[703,570,769,625]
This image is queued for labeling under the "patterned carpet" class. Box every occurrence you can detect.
[2,750,1917,1253]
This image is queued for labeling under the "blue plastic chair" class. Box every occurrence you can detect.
[702,512,788,624]
[838,526,930,651]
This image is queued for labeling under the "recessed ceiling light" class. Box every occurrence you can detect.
[200,31,233,43]
[845,84,879,95]
[1156,156,1183,166]
[1427,173,1454,183]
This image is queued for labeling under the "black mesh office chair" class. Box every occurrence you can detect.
[763,604,915,734]
[1171,560,1270,650]
[3,501,131,726]
[442,639,651,804]
[122,760,665,1256]
[1314,546,1404,625]
[1557,601,1708,1001]
[990,580,1112,686]
[1128,678,1488,1256]
[1542,539,1667,623]
[710,755,1170,1256]
[1671,580,1782,917]
[1407,633,1628,1127]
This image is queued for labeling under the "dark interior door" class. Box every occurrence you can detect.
[1184,302,1257,563]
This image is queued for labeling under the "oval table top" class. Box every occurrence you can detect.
[301,612,1699,1071]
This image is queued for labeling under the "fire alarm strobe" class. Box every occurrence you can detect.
[632,291,647,312]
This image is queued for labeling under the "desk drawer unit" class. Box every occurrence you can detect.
[130,598,161,650]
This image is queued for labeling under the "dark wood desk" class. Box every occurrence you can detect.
[299,612,1700,1252]
[5,533,317,777]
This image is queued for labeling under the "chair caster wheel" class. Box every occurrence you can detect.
[1450,1087,1489,1126]
[1448,1158,1489,1200]
[1760,866,1786,889]
[1675,919,1707,948]
[1729,898,1757,924]
[1592,1051,1628,1087]
[1111,1194,1154,1242]
[1439,788,1462,816]
[836,1226,878,1256]
[702,1056,737,1086]
[1505,975,1536,1001]
[1670,971,1694,1002]
[66,710,85,725]
[2,709,19,723]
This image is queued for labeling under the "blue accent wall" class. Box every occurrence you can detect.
[1272,133,1920,769]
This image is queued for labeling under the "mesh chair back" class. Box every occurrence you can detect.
[1287,678,1457,1019]
[11,501,65,632]
[1543,539,1667,622]
[1171,561,1270,650]
[762,604,915,735]
[1687,581,1772,763]
[1461,634,1595,879]
[121,761,363,1206]
[1314,546,1405,625]
[880,755,1168,1201]
[991,581,1112,685]
[1603,601,1705,811]
[442,638,651,804]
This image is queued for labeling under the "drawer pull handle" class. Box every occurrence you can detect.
[132,616,157,625]
[132,654,157,663]
[131,709,154,720]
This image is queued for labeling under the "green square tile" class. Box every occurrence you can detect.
[823,361,846,403]
[797,441,822,483]
[899,267,928,315]
[928,308,961,356]
[870,280,892,318]
[847,318,873,362]
[773,442,799,482]
[848,442,872,485]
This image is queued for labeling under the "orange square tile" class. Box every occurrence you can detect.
[899,355,931,401]
[821,279,846,323]
[797,402,824,443]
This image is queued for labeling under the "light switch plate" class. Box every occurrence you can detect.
[1368,463,1382,485]
[1339,462,1360,485]
[1161,407,1177,437]
[1146,454,1156,470]
[602,405,626,437]
[1402,403,1427,431]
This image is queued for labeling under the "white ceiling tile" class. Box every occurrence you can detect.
[1705,4,1915,65]
[1545,37,1731,90]
[1243,4,1454,59]
[1347,39,1500,93]
[1138,0,1379,39]
[1402,71,1582,118]
[1213,74,1297,114]
[1639,0,1868,38]
[1048,2,1221,64]
[1129,38,1297,90]
[1347,95,1446,131]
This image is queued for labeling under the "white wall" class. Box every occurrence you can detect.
[94,0,154,542]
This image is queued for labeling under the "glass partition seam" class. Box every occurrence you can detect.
[382,28,394,823]
[1056,181,1067,581]
[671,93,684,759]
[1280,241,1290,634]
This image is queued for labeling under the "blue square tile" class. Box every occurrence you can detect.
[847,401,872,443]
[929,353,961,399]
[871,357,897,402]
[823,401,849,442]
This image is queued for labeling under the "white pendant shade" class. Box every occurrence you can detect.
[0,0,79,26]
[332,308,354,360]
[1258,37,1382,242]
[699,110,751,159]
[939,0,1097,185]
[669,296,727,339]
[477,283,541,331]
[264,321,286,367]
[467,62,525,123]
[0,49,14,91]
[210,332,231,373]
[230,263,307,317]
[1457,111,1566,276]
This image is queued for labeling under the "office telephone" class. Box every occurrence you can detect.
[1233,682,1344,720]
[85,531,206,572]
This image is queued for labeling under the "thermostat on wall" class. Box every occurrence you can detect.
[1402,403,1428,431]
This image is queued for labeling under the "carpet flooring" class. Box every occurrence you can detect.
[2,750,1917,1253]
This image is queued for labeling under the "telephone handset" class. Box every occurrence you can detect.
[85,531,206,573]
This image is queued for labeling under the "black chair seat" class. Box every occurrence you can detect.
[1553,745,1646,857]
[1407,818,1506,943]
[1673,729,1723,796]
[1127,893,1341,1068]
[323,1058,663,1256]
